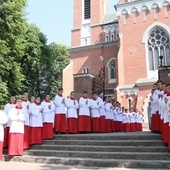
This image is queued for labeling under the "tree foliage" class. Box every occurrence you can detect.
[0,0,70,104]
[0,0,27,103]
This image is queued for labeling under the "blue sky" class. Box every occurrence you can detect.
[26,0,119,47]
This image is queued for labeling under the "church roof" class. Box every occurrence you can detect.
[102,14,118,24]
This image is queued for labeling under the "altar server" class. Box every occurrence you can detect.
[3,95,16,148]
[42,95,55,139]
[8,98,26,156]
[65,91,79,134]
[29,97,43,144]
[0,110,8,160]
[54,88,67,133]
[97,91,106,132]
[78,91,92,132]
[105,96,112,133]
[21,92,30,150]
[90,92,100,133]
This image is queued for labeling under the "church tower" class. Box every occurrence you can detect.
[72,0,109,47]
[63,0,119,98]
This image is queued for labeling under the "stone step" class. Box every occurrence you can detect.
[24,150,170,160]
[3,155,170,169]
[42,139,165,146]
[54,132,161,141]
[30,145,168,153]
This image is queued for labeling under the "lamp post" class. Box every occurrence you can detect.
[100,56,105,97]
[159,55,163,67]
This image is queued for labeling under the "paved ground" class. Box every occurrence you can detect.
[0,162,165,170]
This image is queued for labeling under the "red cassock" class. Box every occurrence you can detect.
[118,121,123,132]
[54,114,67,133]
[23,125,29,149]
[111,120,115,132]
[134,122,139,132]
[29,127,43,144]
[0,141,3,160]
[43,123,54,139]
[99,116,106,132]
[3,127,9,148]
[162,122,169,143]
[91,118,100,133]
[138,123,142,131]
[8,133,24,156]
[115,121,119,132]
[168,126,170,151]
[160,119,163,133]
[123,123,130,133]
[67,118,78,134]
[105,119,112,133]
[130,123,135,132]
[78,115,91,132]
[151,111,160,132]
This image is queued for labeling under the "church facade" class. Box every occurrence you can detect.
[62,0,170,114]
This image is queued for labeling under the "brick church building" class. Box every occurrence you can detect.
[62,0,170,116]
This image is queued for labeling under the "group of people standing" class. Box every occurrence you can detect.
[0,88,143,160]
[150,80,170,151]
[0,92,55,160]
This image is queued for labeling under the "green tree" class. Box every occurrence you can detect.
[20,24,42,94]
[0,0,27,103]
[48,42,70,97]
[0,0,70,103]
[32,41,70,99]
[21,24,70,99]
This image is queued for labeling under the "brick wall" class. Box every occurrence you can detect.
[70,43,118,89]
[158,68,170,84]
[74,74,94,99]
[73,0,82,28]
[118,7,170,85]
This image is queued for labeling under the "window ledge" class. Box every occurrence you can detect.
[83,19,91,24]
[109,79,116,83]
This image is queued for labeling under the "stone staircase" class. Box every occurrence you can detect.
[3,131,170,169]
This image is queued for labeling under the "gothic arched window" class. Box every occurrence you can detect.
[148,27,170,70]
[108,59,116,83]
